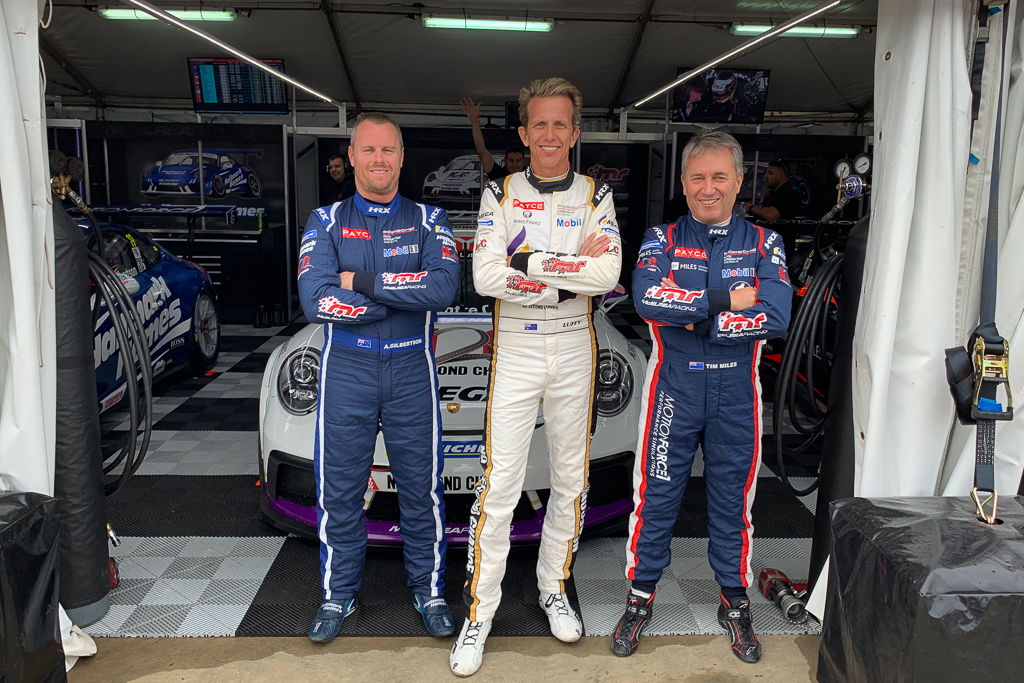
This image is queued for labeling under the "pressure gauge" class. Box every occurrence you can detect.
[834,159,851,179]
[853,153,871,175]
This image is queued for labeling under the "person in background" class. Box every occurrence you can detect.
[743,159,799,223]
[460,96,527,181]
[326,152,356,202]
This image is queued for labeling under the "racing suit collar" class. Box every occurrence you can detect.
[689,213,740,240]
[524,166,575,194]
[353,192,401,217]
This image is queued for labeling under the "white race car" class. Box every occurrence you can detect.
[422,154,498,202]
[258,221,645,544]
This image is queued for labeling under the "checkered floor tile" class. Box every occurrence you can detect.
[90,537,285,636]
[89,309,823,639]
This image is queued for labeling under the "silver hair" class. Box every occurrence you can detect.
[680,130,743,177]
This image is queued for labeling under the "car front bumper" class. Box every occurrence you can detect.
[260,448,634,544]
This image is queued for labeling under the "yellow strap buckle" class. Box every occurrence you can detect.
[972,337,1013,418]
[970,487,999,525]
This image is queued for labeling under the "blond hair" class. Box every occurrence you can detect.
[518,77,583,129]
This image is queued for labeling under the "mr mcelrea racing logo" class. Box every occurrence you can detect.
[506,274,547,294]
[718,311,767,332]
[541,257,585,274]
[645,286,704,304]
[317,297,367,319]
[382,271,427,285]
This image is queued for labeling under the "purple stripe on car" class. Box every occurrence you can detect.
[266,491,631,545]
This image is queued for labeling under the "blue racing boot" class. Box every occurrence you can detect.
[413,593,456,637]
[308,598,356,643]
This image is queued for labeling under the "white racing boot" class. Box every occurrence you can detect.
[539,592,582,642]
[449,618,492,677]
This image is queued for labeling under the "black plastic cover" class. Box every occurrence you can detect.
[52,202,109,615]
[818,496,1024,682]
[0,491,66,682]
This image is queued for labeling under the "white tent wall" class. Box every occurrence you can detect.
[851,0,974,497]
[1,0,56,495]
[1,0,97,671]
[943,1,1024,495]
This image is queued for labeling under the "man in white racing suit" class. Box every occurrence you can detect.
[450,77,622,677]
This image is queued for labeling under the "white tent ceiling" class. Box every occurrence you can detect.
[41,0,877,119]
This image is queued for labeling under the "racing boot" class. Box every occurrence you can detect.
[449,618,492,677]
[412,593,455,637]
[610,589,655,657]
[539,592,582,642]
[307,598,356,643]
[717,593,762,663]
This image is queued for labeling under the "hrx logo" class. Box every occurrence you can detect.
[541,257,585,273]
[382,271,427,284]
[646,286,704,303]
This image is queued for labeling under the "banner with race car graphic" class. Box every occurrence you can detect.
[580,142,650,287]
[86,121,284,231]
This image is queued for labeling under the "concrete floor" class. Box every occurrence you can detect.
[69,635,822,682]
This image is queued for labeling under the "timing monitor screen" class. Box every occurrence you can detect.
[188,58,288,114]
[671,67,770,125]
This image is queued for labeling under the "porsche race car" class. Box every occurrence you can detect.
[140,150,262,199]
[258,215,644,543]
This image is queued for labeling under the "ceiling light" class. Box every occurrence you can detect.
[100,8,236,21]
[730,23,858,38]
[423,16,553,32]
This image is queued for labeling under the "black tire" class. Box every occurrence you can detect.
[188,289,220,373]
[210,175,226,198]
[246,172,262,198]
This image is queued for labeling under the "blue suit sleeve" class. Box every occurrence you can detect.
[352,205,459,311]
[704,229,792,344]
[296,211,391,325]
[630,226,730,327]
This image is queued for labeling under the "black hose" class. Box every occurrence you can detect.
[86,250,154,495]
[772,251,845,497]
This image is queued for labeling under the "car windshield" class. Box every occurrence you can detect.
[450,158,478,171]
[163,152,217,167]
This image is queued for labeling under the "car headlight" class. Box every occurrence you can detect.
[596,350,633,418]
[277,347,320,415]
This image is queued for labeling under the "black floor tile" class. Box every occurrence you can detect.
[220,335,272,353]
[225,352,271,374]
[671,476,815,539]
[106,475,282,537]
[154,397,259,432]
[238,538,578,637]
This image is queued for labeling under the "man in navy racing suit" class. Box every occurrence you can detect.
[297,112,460,643]
[612,131,792,663]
